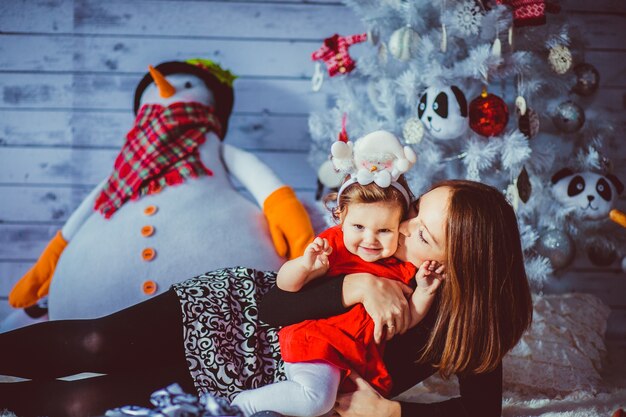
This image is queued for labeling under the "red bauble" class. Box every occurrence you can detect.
[469,92,509,137]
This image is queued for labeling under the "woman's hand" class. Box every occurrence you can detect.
[334,372,402,417]
[342,273,413,343]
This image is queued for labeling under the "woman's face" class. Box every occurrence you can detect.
[395,186,449,266]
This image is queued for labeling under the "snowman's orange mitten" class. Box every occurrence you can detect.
[263,186,314,260]
[9,230,68,308]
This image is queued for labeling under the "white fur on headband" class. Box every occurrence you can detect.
[331,130,416,206]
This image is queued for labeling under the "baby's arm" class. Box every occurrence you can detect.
[408,260,445,328]
[276,237,332,292]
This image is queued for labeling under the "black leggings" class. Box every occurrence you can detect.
[0,289,196,417]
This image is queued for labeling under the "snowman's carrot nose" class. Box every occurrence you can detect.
[148,65,176,98]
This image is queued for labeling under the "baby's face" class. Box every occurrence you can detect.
[341,202,403,262]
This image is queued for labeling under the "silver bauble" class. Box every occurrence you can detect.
[552,101,585,133]
[536,229,575,270]
[572,63,600,96]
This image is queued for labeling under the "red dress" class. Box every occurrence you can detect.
[278,225,417,396]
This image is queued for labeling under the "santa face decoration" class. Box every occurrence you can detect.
[417,85,469,140]
[551,168,624,220]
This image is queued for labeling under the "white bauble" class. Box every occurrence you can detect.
[389,26,420,61]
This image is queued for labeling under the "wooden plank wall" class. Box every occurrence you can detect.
[0,0,624,342]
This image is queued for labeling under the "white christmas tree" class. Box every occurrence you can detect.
[308,0,625,289]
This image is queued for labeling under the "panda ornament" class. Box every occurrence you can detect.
[417,84,469,140]
[551,168,624,220]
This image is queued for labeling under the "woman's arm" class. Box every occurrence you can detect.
[259,275,348,326]
[344,273,413,343]
[259,272,412,335]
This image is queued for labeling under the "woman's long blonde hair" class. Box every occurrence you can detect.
[420,180,533,377]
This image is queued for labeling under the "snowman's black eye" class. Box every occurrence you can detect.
[184,81,193,88]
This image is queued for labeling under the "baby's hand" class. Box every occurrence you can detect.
[415,260,445,295]
[302,237,332,273]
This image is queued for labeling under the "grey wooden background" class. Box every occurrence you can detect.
[0,0,624,344]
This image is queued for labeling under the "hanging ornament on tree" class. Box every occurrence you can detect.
[515,95,527,116]
[469,88,509,137]
[417,84,469,140]
[337,113,349,143]
[441,23,447,53]
[515,92,539,138]
[311,33,368,77]
[535,228,575,270]
[551,169,624,220]
[389,25,420,61]
[517,165,532,203]
[491,37,502,58]
[505,182,520,211]
[316,160,344,200]
[378,42,389,65]
[311,62,324,92]
[403,117,425,144]
[367,27,380,46]
[504,167,531,210]
[551,100,585,133]
[586,239,618,267]
[519,107,540,138]
[572,62,600,96]
[453,1,483,36]
[548,44,573,74]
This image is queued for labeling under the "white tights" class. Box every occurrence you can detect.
[231,361,341,417]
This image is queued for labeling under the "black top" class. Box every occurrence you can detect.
[259,276,502,417]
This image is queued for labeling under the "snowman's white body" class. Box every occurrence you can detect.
[47,71,286,319]
[49,134,284,319]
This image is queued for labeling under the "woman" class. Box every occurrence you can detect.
[261,179,533,416]
[0,180,532,417]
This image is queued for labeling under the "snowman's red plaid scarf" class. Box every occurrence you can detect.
[94,102,222,219]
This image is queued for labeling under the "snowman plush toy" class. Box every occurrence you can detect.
[330,130,417,188]
[5,59,314,325]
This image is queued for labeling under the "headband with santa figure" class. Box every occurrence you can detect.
[331,130,417,207]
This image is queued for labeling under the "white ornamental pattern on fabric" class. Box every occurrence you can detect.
[172,267,285,401]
